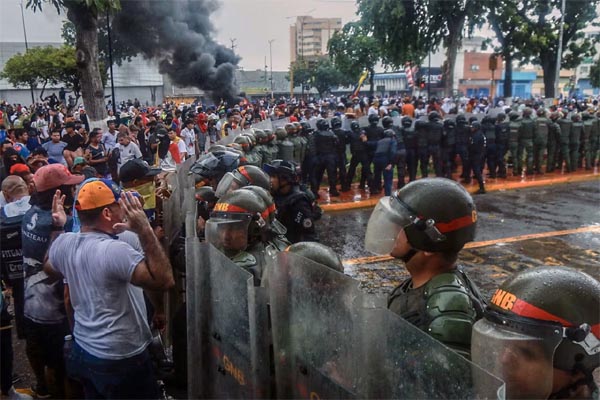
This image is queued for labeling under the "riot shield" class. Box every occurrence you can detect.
[186,242,271,399]
[162,172,182,247]
[358,115,370,128]
[253,120,273,131]
[268,251,368,399]
[268,252,505,399]
[272,118,290,129]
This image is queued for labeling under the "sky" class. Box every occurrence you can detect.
[0,0,359,71]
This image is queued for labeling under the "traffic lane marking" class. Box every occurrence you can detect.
[342,225,600,266]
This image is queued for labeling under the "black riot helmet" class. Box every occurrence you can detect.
[365,178,477,255]
[300,121,313,134]
[455,114,467,126]
[428,111,441,121]
[263,159,300,184]
[401,116,413,127]
[470,121,482,131]
[443,119,456,129]
[382,116,394,129]
[472,267,600,399]
[368,114,379,125]
[190,150,240,181]
[350,121,361,132]
[330,117,342,129]
[508,111,520,121]
[316,119,330,131]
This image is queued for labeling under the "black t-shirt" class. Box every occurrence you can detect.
[86,143,108,175]
[61,132,85,152]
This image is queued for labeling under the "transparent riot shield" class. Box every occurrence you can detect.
[272,118,290,129]
[162,172,182,247]
[268,252,505,399]
[253,120,273,131]
[186,242,271,399]
[268,251,368,399]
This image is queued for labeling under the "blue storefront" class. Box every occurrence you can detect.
[496,71,537,98]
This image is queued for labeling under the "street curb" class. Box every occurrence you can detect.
[319,171,599,212]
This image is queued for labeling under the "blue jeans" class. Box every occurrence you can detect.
[66,340,159,399]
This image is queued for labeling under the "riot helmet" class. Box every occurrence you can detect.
[237,185,287,236]
[233,135,251,151]
[285,242,344,273]
[536,108,547,117]
[383,129,394,138]
[263,159,300,184]
[242,131,257,146]
[190,150,240,184]
[496,113,506,122]
[264,129,275,141]
[443,119,456,129]
[571,113,581,122]
[522,107,533,117]
[330,117,342,129]
[428,111,441,121]
[470,121,482,131]
[382,116,394,129]
[468,116,479,124]
[549,111,560,121]
[275,127,287,140]
[284,123,295,134]
[206,188,270,257]
[401,116,413,127]
[455,114,467,125]
[195,186,218,204]
[208,144,228,153]
[472,267,600,399]
[300,122,313,134]
[292,122,301,132]
[215,165,271,198]
[508,111,520,121]
[253,129,268,143]
[350,121,361,132]
[316,119,330,131]
[368,114,379,125]
[365,178,477,255]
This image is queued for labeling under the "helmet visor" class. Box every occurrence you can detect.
[364,196,413,255]
[472,313,562,400]
[205,215,251,257]
[214,172,243,198]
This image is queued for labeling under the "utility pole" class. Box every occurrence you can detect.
[230,38,237,53]
[554,0,566,100]
[20,1,35,104]
[269,39,275,100]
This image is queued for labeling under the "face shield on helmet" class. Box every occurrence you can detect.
[215,172,243,198]
[365,194,448,255]
[205,213,252,257]
[472,310,563,400]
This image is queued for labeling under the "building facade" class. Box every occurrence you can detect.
[289,16,341,63]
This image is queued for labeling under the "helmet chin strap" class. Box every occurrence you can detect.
[549,364,595,399]
[400,248,418,263]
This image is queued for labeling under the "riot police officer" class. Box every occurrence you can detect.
[472,267,600,399]
[190,149,241,190]
[441,118,457,179]
[263,160,318,243]
[517,107,536,175]
[385,116,406,189]
[581,112,593,170]
[481,116,497,178]
[557,111,573,172]
[546,112,562,173]
[468,121,487,194]
[495,113,510,178]
[533,108,550,174]
[364,114,384,183]
[365,178,485,358]
[508,111,521,176]
[313,119,340,197]
[371,128,397,196]
[345,121,371,190]
[570,113,583,172]
[275,127,294,162]
[331,117,350,192]
[455,114,470,181]
[400,117,418,183]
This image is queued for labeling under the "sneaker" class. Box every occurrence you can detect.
[476,188,486,194]
[29,386,50,399]
[8,387,33,400]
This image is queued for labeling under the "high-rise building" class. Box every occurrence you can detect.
[289,16,342,63]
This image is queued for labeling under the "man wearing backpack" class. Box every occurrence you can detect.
[263,160,318,243]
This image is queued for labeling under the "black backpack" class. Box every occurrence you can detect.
[0,214,25,338]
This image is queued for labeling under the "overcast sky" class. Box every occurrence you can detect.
[0,0,359,71]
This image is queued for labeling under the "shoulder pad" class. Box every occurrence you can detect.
[231,251,256,268]
[423,272,479,357]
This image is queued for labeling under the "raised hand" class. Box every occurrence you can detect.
[112,191,151,235]
[51,189,67,228]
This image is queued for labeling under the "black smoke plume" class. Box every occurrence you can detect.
[111,0,241,104]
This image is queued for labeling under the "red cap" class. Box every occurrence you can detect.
[33,164,84,192]
[9,163,31,176]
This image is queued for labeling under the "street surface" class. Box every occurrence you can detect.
[317,180,600,298]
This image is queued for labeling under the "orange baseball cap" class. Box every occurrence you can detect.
[75,179,122,211]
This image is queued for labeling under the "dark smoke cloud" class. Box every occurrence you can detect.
[111,0,241,104]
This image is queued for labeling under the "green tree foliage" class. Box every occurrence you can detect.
[328,22,381,95]
[487,0,598,98]
[590,58,600,89]
[311,59,350,98]
[26,0,121,123]
[356,0,483,95]
[0,46,82,102]
[289,60,312,92]
[62,19,137,71]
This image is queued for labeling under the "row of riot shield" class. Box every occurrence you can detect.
[185,239,505,399]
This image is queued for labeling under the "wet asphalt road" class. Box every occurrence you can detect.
[316,180,600,297]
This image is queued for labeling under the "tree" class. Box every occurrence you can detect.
[288,60,313,93]
[27,0,121,126]
[487,0,598,98]
[62,18,137,72]
[590,58,600,89]
[0,46,85,103]
[356,0,483,96]
[311,59,350,98]
[328,22,381,95]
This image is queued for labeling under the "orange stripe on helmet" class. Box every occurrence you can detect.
[435,212,476,233]
[511,298,573,327]
[238,166,252,182]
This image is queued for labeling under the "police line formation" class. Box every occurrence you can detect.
[1,105,599,400]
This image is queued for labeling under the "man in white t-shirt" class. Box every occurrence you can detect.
[180,119,197,159]
[116,132,142,174]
